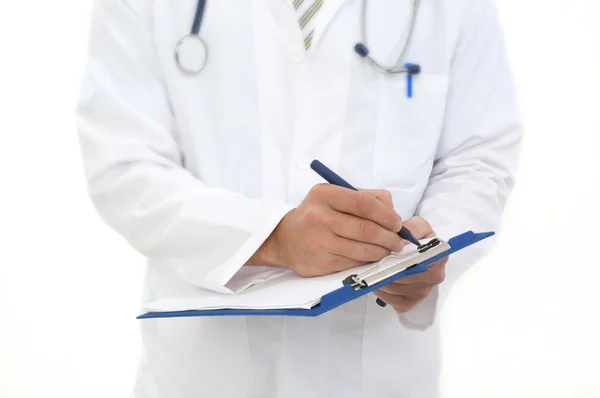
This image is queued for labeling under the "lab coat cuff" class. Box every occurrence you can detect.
[203,200,296,291]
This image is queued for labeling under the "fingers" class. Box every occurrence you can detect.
[322,254,364,274]
[373,290,425,313]
[373,250,448,313]
[378,282,435,300]
[360,189,394,209]
[374,267,441,313]
[402,216,435,240]
[284,186,442,278]
[313,185,402,232]
[327,211,404,253]
[391,258,448,285]
[328,236,392,263]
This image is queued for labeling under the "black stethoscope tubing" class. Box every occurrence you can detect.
[191,0,206,36]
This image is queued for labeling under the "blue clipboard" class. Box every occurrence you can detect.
[138,231,494,320]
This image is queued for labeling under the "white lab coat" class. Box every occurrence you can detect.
[76,0,522,397]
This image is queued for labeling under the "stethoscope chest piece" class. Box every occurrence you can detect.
[175,34,208,75]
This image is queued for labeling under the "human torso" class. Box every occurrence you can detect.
[137,1,463,396]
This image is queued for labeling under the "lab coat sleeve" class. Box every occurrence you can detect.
[75,0,294,293]
[398,0,523,328]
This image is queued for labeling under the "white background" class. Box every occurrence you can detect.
[1,1,599,397]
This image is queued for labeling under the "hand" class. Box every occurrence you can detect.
[373,216,448,313]
[248,184,405,277]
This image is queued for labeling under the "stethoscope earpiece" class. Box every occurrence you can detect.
[406,64,421,75]
[354,43,370,58]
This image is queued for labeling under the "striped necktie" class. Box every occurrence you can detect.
[293,0,324,49]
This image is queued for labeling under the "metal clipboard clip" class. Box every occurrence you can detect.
[342,238,451,290]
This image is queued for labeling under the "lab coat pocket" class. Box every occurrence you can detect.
[373,73,450,192]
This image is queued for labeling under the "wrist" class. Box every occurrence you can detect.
[247,235,280,267]
[245,216,288,268]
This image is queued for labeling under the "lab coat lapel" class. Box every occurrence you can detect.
[310,0,350,51]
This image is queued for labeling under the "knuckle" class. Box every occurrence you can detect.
[414,216,429,226]
[381,190,393,202]
[308,184,328,199]
[301,208,323,228]
[415,216,434,236]
[358,219,375,239]
[355,193,373,215]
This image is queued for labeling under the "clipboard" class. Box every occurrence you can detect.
[138,231,494,319]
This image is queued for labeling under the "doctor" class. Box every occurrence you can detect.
[76,0,521,397]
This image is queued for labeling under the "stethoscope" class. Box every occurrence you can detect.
[175,0,422,93]
[174,0,208,74]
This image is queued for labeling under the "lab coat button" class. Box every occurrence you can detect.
[291,48,305,63]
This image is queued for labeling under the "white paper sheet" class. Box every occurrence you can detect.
[144,240,431,312]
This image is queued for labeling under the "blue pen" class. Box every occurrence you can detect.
[310,160,421,246]
[310,160,422,308]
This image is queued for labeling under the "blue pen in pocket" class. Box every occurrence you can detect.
[405,63,421,99]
